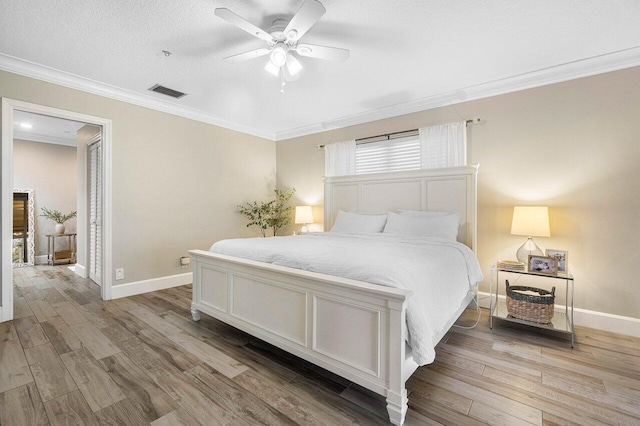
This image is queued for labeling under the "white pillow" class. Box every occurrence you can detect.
[383,211,460,241]
[398,210,457,218]
[330,210,387,234]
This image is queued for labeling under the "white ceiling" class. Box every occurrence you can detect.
[1,0,639,140]
[13,111,86,146]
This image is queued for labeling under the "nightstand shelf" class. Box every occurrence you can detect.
[46,233,77,265]
[490,266,575,347]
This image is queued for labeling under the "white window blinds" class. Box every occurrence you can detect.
[355,136,421,175]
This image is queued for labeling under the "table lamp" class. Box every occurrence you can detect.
[510,206,550,263]
[295,206,314,233]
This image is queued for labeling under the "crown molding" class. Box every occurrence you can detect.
[274,45,640,141]
[0,53,275,141]
[2,46,639,144]
[13,130,77,147]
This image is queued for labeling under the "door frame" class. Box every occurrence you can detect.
[1,98,113,321]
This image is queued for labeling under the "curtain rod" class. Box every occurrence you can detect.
[316,118,481,149]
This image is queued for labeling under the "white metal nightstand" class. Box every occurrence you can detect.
[490,265,575,347]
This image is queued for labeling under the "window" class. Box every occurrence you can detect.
[355,135,421,175]
[327,121,467,177]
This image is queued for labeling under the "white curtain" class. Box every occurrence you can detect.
[325,140,356,176]
[419,121,467,169]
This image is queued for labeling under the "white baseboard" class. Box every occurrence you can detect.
[110,272,192,299]
[0,299,12,322]
[478,291,640,338]
[35,255,47,265]
[73,264,87,278]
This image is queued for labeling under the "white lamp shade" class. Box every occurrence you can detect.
[295,206,313,224]
[510,206,550,237]
[264,61,280,76]
[270,44,288,67]
[286,54,303,76]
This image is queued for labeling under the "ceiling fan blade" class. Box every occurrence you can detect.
[284,0,326,41]
[223,48,271,63]
[214,8,273,42]
[295,44,349,62]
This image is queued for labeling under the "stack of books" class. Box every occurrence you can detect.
[497,260,525,271]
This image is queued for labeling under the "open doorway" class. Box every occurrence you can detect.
[1,99,113,322]
[12,111,85,269]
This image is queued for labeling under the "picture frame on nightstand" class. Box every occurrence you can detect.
[528,255,558,275]
[546,249,568,272]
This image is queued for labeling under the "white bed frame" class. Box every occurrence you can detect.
[189,165,478,425]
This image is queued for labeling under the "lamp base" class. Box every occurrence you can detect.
[516,237,543,264]
[300,225,308,233]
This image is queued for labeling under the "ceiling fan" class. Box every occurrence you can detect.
[214,0,349,91]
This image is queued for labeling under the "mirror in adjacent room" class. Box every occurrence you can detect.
[13,189,35,267]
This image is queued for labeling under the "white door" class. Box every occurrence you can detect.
[88,139,102,285]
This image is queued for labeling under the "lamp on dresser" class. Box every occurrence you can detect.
[510,206,550,264]
[295,205,314,233]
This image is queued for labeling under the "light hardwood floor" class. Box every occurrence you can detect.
[1,265,639,425]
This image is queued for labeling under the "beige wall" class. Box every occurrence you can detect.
[1,69,276,288]
[13,139,77,257]
[277,66,640,319]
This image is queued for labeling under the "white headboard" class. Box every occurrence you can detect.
[324,165,479,252]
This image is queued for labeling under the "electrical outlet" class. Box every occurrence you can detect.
[115,268,124,280]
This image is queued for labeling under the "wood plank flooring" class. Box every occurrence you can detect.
[1,265,639,425]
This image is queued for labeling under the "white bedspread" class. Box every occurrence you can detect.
[210,233,483,365]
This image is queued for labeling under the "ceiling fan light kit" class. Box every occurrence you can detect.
[286,54,303,76]
[214,0,349,91]
[264,60,280,77]
[270,43,288,67]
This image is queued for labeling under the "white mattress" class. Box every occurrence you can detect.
[211,232,483,365]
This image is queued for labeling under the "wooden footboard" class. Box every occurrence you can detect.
[189,249,414,425]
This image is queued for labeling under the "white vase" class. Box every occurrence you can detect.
[55,223,66,234]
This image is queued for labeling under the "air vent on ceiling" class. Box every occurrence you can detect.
[148,84,187,99]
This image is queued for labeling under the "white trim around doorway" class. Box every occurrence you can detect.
[1,98,113,321]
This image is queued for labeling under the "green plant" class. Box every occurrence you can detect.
[266,187,295,237]
[40,207,77,224]
[237,187,295,237]
[237,200,272,237]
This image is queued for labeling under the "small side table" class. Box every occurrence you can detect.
[490,265,575,347]
[46,233,77,265]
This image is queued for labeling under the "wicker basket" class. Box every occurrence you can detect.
[506,280,555,324]
[54,250,72,260]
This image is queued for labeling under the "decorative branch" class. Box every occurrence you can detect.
[40,207,77,224]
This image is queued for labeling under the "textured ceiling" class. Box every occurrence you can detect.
[1,0,640,140]
[13,111,86,146]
